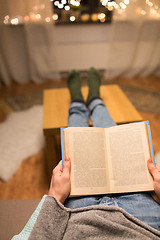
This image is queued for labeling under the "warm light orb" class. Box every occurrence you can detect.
[52,13,59,21]
[45,17,51,22]
[24,15,30,22]
[154,5,159,10]
[124,0,130,5]
[75,1,80,6]
[3,19,9,24]
[58,3,64,9]
[114,4,119,9]
[141,10,146,15]
[70,15,76,21]
[148,1,153,7]
[10,18,19,25]
[108,1,116,7]
[100,18,105,22]
[98,13,106,20]
[54,1,59,6]
[4,15,9,20]
[65,5,70,11]
[108,6,114,11]
[36,14,41,19]
[91,13,98,22]
[81,13,90,22]
[102,0,108,7]
[120,2,127,9]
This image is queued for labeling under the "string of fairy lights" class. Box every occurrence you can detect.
[2,0,160,25]
[101,0,160,17]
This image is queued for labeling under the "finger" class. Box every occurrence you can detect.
[156,164,160,171]
[147,159,156,174]
[58,160,63,171]
[147,159,159,180]
[63,156,71,175]
[54,160,63,172]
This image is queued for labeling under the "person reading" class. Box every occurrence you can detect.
[13,68,160,240]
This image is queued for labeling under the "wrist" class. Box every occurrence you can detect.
[48,191,65,204]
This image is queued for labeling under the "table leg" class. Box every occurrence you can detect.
[45,135,59,179]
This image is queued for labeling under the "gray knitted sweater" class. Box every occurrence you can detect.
[29,196,160,240]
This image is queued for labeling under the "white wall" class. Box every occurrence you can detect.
[54,24,112,72]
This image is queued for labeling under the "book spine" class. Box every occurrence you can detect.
[145,121,155,165]
[60,128,65,167]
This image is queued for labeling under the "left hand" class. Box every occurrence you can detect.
[48,156,71,204]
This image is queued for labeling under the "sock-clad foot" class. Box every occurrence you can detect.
[67,70,84,102]
[86,67,101,106]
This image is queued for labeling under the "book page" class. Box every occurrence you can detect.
[63,127,109,196]
[105,122,154,193]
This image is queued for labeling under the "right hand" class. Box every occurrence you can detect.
[147,159,160,204]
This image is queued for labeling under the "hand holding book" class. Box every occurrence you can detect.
[47,156,160,206]
[61,121,155,196]
[48,156,71,204]
[147,159,160,205]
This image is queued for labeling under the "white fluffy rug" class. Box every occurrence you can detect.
[0,105,44,181]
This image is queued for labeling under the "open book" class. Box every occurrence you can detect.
[61,121,155,197]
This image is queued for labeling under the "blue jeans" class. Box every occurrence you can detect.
[65,99,160,231]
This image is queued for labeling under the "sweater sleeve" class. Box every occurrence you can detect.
[28,196,70,240]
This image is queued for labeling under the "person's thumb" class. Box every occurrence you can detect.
[147,159,158,180]
[63,156,71,175]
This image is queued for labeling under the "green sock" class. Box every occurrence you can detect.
[67,70,84,101]
[87,67,101,105]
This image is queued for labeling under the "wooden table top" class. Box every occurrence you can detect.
[43,84,142,135]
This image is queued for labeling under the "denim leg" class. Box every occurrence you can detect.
[88,98,116,128]
[65,193,160,231]
[115,193,160,231]
[64,196,102,209]
[68,102,89,127]
[95,193,160,231]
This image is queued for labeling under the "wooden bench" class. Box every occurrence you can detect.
[43,84,142,177]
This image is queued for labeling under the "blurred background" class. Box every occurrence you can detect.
[1,3,160,240]
[0,0,160,202]
[0,0,160,85]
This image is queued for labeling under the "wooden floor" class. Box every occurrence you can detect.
[0,76,160,200]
